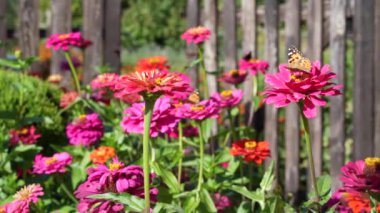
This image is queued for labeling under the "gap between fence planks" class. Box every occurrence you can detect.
[0,0,6,57]
[104,0,122,73]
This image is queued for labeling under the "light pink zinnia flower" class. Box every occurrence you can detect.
[212,193,232,212]
[239,52,269,75]
[211,89,243,108]
[9,126,41,145]
[181,26,211,44]
[219,69,248,85]
[113,70,193,100]
[32,152,73,174]
[121,97,180,137]
[263,61,342,118]
[1,184,44,213]
[60,91,80,108]
[90,73,119,90]
[176,99,221,120]
[46,32,92,51]
[66,113,104,146]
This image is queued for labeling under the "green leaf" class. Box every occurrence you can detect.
[0,110,19,120]
[237,201,251,213]
[229,185,265,209]
[152,162,181,193]
[153,202,183,213]
[183,195,200,212]
[89,192,144,212]
[316,175,331,197]
[200,188,217,212]
[260,161,275,192]
[263,196,285,213]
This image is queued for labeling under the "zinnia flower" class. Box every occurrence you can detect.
[168,124,199,139]
[90,73,119,90]
[181,26,211,44]
[263,61,342,118]
[1,184,44,213]
[60,91,80,108]
[121,97,180,137]
[74,158,158,212]
[219,69,248,85]
[239,52,269,75]
[212,193,232,212]
[47,74,63,84]
[211,89,243,108]
[325,190,380,213]
[46,32,92,51]
[9,126,41,145]
[90,146,116,164]
[135,56,170,72]
[176,99,221,120]
[230,139,270,164]
[32,152,72,174]
[113,70,193,100]
[66,113,104,146]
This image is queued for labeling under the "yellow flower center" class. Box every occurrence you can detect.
[148,58,161,64]
[244,141,257,149]
[364,157,380,175]
[0,207,5,213]
[249,59,258,63]
[45,157,58,165]
[109,162,122,171]
[365,157,380,167]
[14,184,38,201]
[59,34,70,39]
[18,128,29,134]
[290,73,308,82]
[190,105,205,111]
[221,90,233,98]
[189,26,206,35]
[155,77,163,85]
[174,102,183,108]
[229,69,239,77]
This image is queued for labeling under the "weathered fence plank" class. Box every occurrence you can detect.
[241,0,257,126]
[353,0,375,159]
[223,0,237,71]
[264,0,279,182]
[0,0,6,57]
[185,0,199,88]
[329,0,346,191]
[307,0,323,190]
[83,0,104,84]
[284,0,301,202]
[18,0,39,71]
[374,0,380,157]
[50,0,72,75]
[104,0,121,72]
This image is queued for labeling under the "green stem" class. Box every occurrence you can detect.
[299,105,320,204]
[248,75,258,126]
[143,99,155,212]
[56,175,78,204]
[196,122,204,191]
[197,47,209,98]
[227,109,238,141]
[177,122,184,185]
[249,162,254,190]
[64,52,81,93]
[239,162,245,201]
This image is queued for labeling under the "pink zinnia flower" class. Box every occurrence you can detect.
[168,124,199,139]
[212,193,232,212]
[113,70,193,100]
[181,26,211,44]
[90,73,119,90]
[263,61,342,118]
[74,158,158,212]
[1,184,44,213]
[239,52,269,75]
[46,32,92,51]
[219,69,248,85]
[32,152,73,174]
[211,89,243,108]
[66,113,104,146]
[121,97,180,137]
[176,99,221,120]
[9,125,41,145]
[60,91,80,108]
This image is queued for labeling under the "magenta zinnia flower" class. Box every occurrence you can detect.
[66,113,104,146]
[113,70,193,100]
[121,97,180,137]
[219,69,248,85]
[0,184,44,213]
[239,52,269,75]
[181,26,211,44]
[32,152,72,174]
[263,61,342,118]
[212,193,232,212]
[75,158,158,212]
[9,125,41,145]
[46,32,92,51]
[176,99,221,120]
[211,89,243,108]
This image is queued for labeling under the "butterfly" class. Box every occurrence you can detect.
[287,46,311,72]
[187,91,200,104]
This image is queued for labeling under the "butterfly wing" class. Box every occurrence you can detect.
[287,46,311,72]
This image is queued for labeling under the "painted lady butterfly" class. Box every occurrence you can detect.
[287,46,311,72]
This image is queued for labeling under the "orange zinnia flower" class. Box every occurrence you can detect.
[342,191,380,213]
[230,139,270,164]
[90,146,116,164]
[135,56,170,72]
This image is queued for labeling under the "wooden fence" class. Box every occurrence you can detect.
[0,0,379,203]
